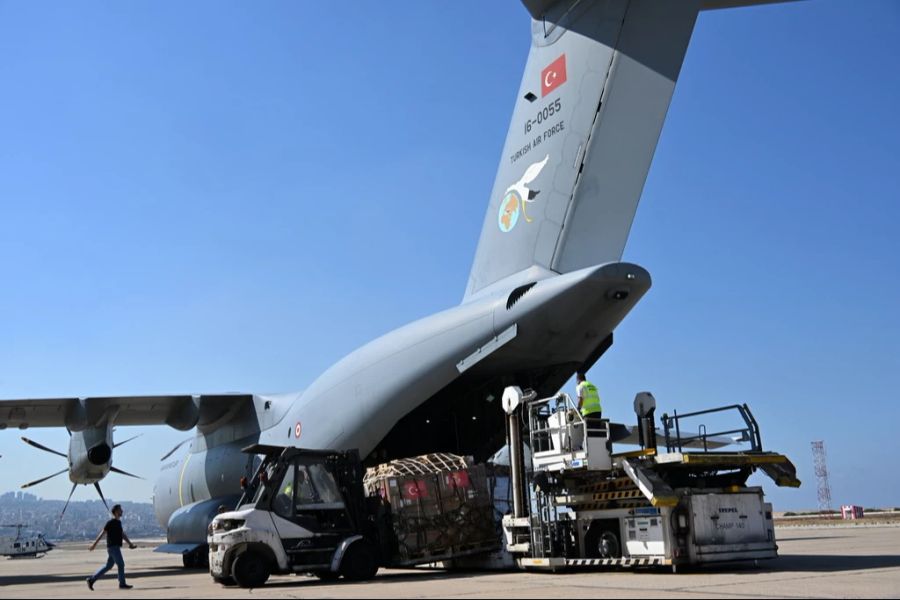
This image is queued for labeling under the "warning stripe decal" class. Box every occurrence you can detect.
[565,557,666,567]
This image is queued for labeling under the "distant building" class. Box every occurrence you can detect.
[841,505,864,520]
[0,493,163,540]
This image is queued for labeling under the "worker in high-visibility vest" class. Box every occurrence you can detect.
[273,477,294,517]
[575,371,604,436]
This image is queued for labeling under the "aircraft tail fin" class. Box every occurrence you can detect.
[464,0,700,299]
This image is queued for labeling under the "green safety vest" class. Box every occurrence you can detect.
[579,381,602,417]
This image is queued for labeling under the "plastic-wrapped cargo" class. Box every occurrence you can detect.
[364,453,498,563]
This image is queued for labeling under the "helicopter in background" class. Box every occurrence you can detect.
[0,524,55,559]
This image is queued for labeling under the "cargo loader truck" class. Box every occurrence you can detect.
[499,387,800,571]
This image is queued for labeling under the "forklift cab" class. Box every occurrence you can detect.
[245,451,355,536]
[210,444,380,586]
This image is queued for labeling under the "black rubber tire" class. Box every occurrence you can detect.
[599,531,621,559]
[314,571,341,582]
[584,525,621,559]
[213,576,236,586]
[339,542,378,582]
[231,551,270,588]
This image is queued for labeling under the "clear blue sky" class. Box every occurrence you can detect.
[0,1,897,511]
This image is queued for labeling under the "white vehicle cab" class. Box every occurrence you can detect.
[208,445,378,588]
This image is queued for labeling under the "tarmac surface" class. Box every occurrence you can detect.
[1,526,898,598]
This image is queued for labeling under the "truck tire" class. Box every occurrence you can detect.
[584,522,621,559]
[598,531,621,559]
[339,541,378,582]
[231,551,270,588]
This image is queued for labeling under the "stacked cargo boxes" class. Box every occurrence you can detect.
[364,454,499,563]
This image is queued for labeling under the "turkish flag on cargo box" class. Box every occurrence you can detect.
[402,479,430,500]
[541,54,567,97]
[445,470,471,490]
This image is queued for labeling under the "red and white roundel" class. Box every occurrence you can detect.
[294,422,303,439]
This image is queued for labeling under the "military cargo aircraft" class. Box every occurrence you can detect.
[0,0,800,565]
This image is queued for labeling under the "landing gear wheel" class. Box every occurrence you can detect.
[231,552,270,588]
[339,541,378,582]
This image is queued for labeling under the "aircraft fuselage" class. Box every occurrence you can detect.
[152,261,650,530]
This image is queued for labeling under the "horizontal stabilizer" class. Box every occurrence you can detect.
[611,423,733,449]
[520,0,801,21]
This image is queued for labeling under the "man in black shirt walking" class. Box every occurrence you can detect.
[87,504,137,590]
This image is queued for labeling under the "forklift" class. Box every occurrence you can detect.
[208,445,384,587]
[208,444,497,587]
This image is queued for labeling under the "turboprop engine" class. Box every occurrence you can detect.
[20,425,141,518]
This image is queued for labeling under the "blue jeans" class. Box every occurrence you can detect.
[92,546,126,587]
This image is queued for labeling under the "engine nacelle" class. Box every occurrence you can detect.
[153,439,259,529]
[68,425,114,484]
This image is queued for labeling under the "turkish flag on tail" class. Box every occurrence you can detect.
[541,54,567,97]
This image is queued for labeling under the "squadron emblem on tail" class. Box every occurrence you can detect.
[498,154,549,233]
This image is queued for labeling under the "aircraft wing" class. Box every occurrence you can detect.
[0,394,254,432]
[520,0,801,19]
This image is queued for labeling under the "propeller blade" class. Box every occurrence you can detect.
[110,466,143,480]
[160,438,191,461]
[21,437,67,459]
[113,433,142,449]
[59,483,78,521]
[94,482,109,510]
[21,469,68,489]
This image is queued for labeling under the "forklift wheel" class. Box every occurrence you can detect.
[232,551,270,588]
[339,541,378,581]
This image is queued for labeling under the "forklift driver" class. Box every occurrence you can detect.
[295,468,320,505]
[273,468,294,517]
